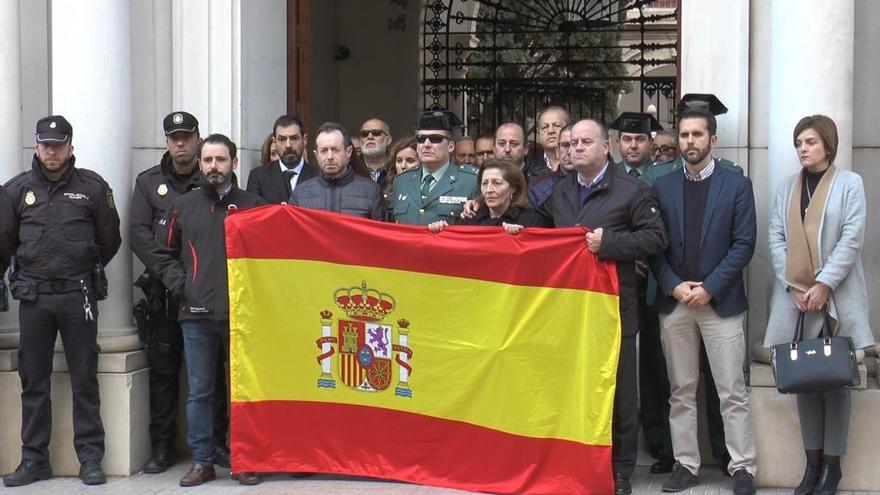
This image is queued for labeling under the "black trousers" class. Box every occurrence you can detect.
[145,317,229,453]
[18,291,103,463]
[612,334,638,477]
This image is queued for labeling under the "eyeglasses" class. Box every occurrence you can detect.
[360,129,387,138]
[653,145,676,154]
[415,134,448,144]
[475,150,494,157]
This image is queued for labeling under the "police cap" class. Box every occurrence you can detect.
[35,115,73,143]
[678,94,728,116]
[608,112,663,135]
[416,110,464,133]
[163,111,200,135]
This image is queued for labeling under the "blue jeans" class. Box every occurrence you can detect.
[180,319,230,466]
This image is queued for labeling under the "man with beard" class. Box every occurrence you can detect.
[390,110,477,224]
[474,135,495,167]
[152,134,266,487]
[2,116,121,487]
[291,122,384,219]
[535,119,667,495]
[643,94,742,185]
[453,136,476,166]
[359,118,392,185]
[129,111,230,474]
[247,114,317,203]
[650,108,757,494]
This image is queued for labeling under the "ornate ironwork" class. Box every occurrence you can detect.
[421,0,679,137]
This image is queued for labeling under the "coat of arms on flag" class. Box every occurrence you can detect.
[315,282,414,397]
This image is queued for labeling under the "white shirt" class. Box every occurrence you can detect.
[279,157,305,191]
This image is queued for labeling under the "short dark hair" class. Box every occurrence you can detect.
[273,114,305,137]
[678,107,717,136]
[198,133,237,160]
[315,122,352,148]
[793,115,838,163]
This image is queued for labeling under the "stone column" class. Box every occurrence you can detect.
[768,1,854,190]
[0,0,22,350]
[679,0,750,169]
[51,0,139,352]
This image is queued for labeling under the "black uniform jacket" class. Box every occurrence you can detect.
[537,166,667,337]
[0,186,17,268]
[130,152,202,270]
[246,159,319,203]
[152,182,266,321]
[4,156,122,281]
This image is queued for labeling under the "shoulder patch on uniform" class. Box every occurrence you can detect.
[457,164,478,175]
[106,189,116,209]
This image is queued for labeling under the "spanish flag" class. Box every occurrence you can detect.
[226,206,620,495]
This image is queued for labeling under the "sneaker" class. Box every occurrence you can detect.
[2,459,53,487]
[732,469,756,495]
[662,464,699,492]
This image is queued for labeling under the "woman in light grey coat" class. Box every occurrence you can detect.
[765,115,874,495]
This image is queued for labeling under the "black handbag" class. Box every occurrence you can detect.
[771,311,860,394]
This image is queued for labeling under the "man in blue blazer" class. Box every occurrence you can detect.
[650,108,758,495]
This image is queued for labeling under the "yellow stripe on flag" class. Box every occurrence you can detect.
[229,258,620,446]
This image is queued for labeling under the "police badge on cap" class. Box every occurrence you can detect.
[35,115,73,143]
[163,111,199,135]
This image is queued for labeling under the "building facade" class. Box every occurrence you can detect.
[0,0,878,489]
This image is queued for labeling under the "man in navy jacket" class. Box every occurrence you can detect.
[650,108,758,495]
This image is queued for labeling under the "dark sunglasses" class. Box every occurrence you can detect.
[415,134,448,144]
[360,129,387,138]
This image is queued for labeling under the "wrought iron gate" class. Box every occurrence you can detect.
[421,0,679,137]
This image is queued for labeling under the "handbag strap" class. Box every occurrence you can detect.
[820,307,835,338]
[792,311,806,342]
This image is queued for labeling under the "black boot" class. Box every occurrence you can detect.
[794,449,822,495]
[813,463,842,495]
[2,459,52,487]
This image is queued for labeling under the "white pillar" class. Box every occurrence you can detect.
[51,0,138,352]
[679,0,750,169]
[0,0,22,349]
[768,0,854,202]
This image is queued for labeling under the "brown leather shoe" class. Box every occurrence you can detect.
[179,463,216,487]
[237,471,261,485]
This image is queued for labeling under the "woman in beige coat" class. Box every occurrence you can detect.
[764,115,875,495]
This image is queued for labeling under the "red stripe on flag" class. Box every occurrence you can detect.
[226,205,618,295]
[231,400,613,495]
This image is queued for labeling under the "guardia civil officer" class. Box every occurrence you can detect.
[2,116,121,487]
[390,110,478,224]
[130,111,231,473]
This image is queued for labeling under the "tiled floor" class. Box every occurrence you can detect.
[1,463,876,495]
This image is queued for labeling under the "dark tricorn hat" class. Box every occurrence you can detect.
[678,94,728,116]
[416,110,464,132]
[608,112,664,135]
[163,111,200,135]
[35,115,73,143]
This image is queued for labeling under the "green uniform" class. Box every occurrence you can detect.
[390,162,478,225]
[616,158,654,178]
[641,155,743,186]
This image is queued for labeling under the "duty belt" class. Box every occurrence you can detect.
[36,279,85,294]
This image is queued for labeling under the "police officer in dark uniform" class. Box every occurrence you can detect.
[130,111,230,473]
[2,116,121,487]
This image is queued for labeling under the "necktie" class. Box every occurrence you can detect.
[628,167,641,178]
[283,169,297,197]
[420,175,435,202]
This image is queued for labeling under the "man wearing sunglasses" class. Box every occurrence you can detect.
[359,118,392,185]
[390,110,477,224]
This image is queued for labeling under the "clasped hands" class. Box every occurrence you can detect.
[673,281,712,308]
